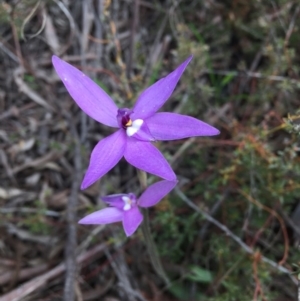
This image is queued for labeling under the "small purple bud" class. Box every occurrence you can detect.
[117,108,133,129]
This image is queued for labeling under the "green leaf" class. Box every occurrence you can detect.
[220,73,235,87]
[168,283,189,300]
[168,283,206,300]
[187,266,213,283]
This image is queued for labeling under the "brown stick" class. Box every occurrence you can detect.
[0,243,107,301]
[0,264,48,286]
[63,117,82,301]
[127,0,139,78]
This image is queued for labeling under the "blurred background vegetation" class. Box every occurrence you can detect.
[0,0,299,300]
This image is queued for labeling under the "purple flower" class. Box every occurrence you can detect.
[52,56,219,189]
[78,180,177,236]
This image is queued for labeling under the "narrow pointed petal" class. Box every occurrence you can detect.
[102,193,137,210]
[146,112,220,140]
[138,180,177,208]
[52,56,118,127]
[78,207,123,224]
[132,56,193,120]
[122,207,143,236]
[81,130,126,189]
[101,194,128,209]
[124,138,176,181]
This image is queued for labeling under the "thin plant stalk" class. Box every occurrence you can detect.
[137,170,170,286]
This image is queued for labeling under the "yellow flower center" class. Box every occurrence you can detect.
[125,119,133,127]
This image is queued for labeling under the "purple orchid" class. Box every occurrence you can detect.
[52,55,219,189]
[78,180,177,236]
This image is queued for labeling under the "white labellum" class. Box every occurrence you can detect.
[126,119,144,137]
[122,196,132,211]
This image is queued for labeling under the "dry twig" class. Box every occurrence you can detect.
[63,117,82,301]
[0,243,107,301]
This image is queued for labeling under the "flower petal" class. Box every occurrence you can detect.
[122,207,143,236]
[81,130,126,189]
[124,138,176,181]
[78,207,123,224]
[131,56,193,120]
[146,112,220,140]
[52,56,118,127]
[102,193,137,210]
[101,194,129,209]
[138,180,177,208]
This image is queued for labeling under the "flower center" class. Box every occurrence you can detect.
[117,108,133,129]
[122,196,132,210]
[117,108,144,137]
[121,194,136,211]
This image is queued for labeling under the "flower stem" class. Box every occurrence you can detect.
[137,170,170,286]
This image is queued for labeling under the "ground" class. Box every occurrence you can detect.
[0,1,300,300]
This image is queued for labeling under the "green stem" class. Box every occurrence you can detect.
[137,170,170,286]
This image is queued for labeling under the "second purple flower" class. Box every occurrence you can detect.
[79,180,177,236]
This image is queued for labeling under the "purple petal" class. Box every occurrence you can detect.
[138,180,177,208]
[129,120,155,142]
[101,193,137,210]
[124,138,176,181]
[78,207,123,224]
[81,130,126,190]
[122,207,143,236]
[52,56,118,127]
[131,56,193,120]
[101,194,128,209]
[146,112,220,140]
